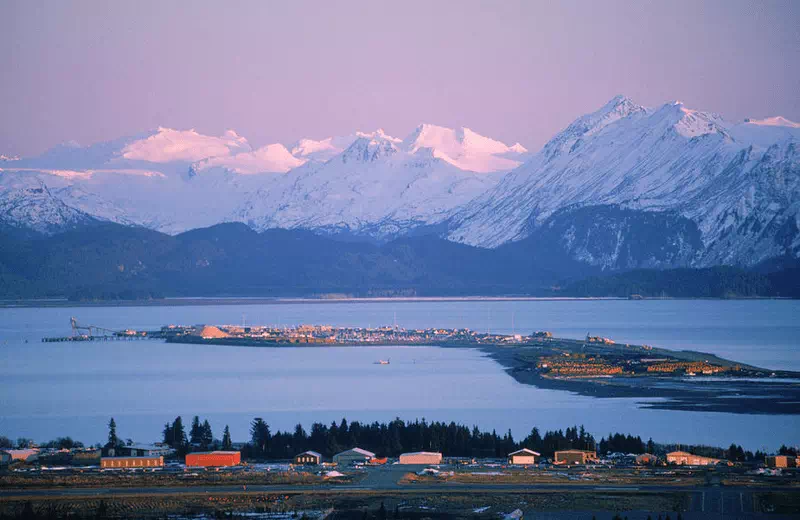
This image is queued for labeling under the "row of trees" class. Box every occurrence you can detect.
[11,417,792,463]
[242,418,599,460]
[159,416,233,455]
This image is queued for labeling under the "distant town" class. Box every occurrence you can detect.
[2,415,798,519]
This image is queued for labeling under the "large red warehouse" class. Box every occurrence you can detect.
[185,451,241,467]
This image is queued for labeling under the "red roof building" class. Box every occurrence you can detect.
[185,451,241,467]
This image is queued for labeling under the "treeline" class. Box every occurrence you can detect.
[598,433,649,454]
[154,416,597,459]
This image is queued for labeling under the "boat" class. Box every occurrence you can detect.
[375,359,390,365]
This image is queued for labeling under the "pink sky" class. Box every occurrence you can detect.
[1,0,798,156]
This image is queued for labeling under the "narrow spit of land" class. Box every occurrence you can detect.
[48,322,800,415]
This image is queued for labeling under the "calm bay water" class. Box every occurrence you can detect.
[0,299,798,450]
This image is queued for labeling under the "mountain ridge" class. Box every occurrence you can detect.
[1,97,798,268]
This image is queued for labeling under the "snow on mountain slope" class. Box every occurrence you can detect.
[403,124,526,173]
[121,128,251,163]
[194,143,304,174]
[0,172,97,234]
[1,124,520,236]
[233,132,505,238]
[449,96,800,266]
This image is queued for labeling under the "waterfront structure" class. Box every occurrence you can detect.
[399,451,443,465]
[554,449,598,465]
[508,448,540,465]
[185,451,241,467]
[766,455,797,468]
[294,450,322,465]
[4,449,39,462]
[333,447,375,465]
[666,451,720,466]
[101,456,164,468]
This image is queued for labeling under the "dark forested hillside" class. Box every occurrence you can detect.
[0,223,798,300]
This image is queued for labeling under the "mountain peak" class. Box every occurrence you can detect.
[340,135,399,164]
[541,95,646,160]
[745,116,800,129]
[122,127,252,163]
[401,124,522,172]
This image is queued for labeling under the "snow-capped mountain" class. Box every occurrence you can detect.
[449,96,800,267]
[0,124,522,237]
[234,130,506,238]
[0,173,96,234]
[2,98,798,268]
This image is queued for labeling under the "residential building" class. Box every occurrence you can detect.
[508,448,540,465]
[0,451,11,466]
[666,451,720,466]
[333,447,375,465]
[398,451,443,465]
[766,455,797,468]
[294,451,322,465]
[554,449,598,465]
[185,451,241,467]
[101,456,164,468]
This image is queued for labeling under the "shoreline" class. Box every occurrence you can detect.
[2,295,795,308]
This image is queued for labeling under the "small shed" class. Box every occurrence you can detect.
[554,449,598,465]
[398,451,443,465]
[294,450,322,465]
[508,448,540,465]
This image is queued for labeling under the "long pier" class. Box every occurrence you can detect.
[42,334,156,343]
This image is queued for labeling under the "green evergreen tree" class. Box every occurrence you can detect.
[222,425,233,450]
[201,419,213,448]
[250,418,271,457]
[107,418,119,448]
[190,415,202,445]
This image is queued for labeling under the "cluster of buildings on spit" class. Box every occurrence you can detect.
[5,445,795,469]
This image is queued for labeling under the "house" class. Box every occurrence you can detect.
[666,451,720,466]
[4,449,39,463]
[399,452,443,465]
[333,447,375,465]
[766,455,797,468]
[101,456,164,468]
[508,448,540,465]
[294,451,322,465]
[636,453,658,465]
[554,449,598,465]
[185,451,241,467]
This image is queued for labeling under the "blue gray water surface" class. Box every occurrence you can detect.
[0,299,798,450]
